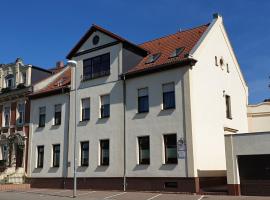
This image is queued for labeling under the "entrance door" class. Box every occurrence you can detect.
[238,154,270,196]
[15,145,24,168]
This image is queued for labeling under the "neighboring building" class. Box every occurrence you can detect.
[225,101,270,196]
[248,101,270,132]
[27,65,71,188]
[0,58,51,183]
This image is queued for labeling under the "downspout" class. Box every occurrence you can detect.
[123,75,127,191]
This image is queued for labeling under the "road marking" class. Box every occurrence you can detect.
[197,195,205,200]
[13,189,49,194]
[146,193,162,200]
[72,190,96,197]
[104,192,127,199]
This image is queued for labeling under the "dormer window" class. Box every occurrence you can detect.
[170,47,185,58]
[5,74,14,88]
[83,53,110,80]
[145,53,161,64]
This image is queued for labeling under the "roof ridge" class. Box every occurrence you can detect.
[139,23,210,46]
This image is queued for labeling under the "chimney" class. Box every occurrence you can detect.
[56,61,65,69]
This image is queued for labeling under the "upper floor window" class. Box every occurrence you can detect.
[39,106,46,127]
[81,98,90,121]
[52,144,60,167]
[225,95,232,119]
[54,104,61,125]
[138,88,149,113]
[17,103,25,125]
[138,136,150,165]
[37,145,44,168]
[100,140,109,166]
[5,74,14,88]
[100,95,110,118]
[80,141,89,167]
[162,83,175,110]
[3,106,10,127]
[164,134,178,164]
[83,53,110,80]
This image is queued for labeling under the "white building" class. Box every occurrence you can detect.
[27,14,250,193]
[27,65,71,188]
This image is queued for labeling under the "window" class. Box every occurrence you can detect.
[80,141,89,166]
[5,74,14,88]
[81,98,90,121]
[54,104,61,125]
[170,47,185,58]
[53,144,60,167]
[100,140,109,166]
[83,53,110,80]
[163,83,175,109]
[145,53,161,64]
[17,103,25,125]
[100,95,110,118]
[3,106,10,127]
[138,88,149,113]
[39,107,46,127]
[138,136,150,165]
[37,146,44,168]
[164,134,178,164]
[225,95,232,119]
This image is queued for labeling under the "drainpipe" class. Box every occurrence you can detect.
[123,75,127,191]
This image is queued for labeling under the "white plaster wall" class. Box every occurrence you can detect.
[29,94,69,178]
[125,67,188,177]
[190,17,249,175]
[67,42,124,178]
[78,31,116,53]
[225,132,270,184]
[248,102,270,132]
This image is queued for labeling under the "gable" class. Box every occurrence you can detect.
[78,30,117,53]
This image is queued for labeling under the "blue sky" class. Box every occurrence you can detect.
[0,0,269,103]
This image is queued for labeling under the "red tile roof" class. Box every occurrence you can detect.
[30,67,71,98]
[126,24,209,75]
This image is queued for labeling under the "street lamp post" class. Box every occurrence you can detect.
[68,60,78,198]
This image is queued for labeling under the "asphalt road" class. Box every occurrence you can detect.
[0,189,269,200]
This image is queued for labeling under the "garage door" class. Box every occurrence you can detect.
[238,154,270,196]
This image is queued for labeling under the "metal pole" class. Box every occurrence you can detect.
[68,61,77,198]
[73,63,77,198]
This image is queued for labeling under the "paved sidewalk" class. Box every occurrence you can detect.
[0,189,269,200]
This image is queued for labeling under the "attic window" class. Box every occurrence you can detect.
[170,47,185,58]
[145,53,161,64]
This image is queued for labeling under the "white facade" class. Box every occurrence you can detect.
[67,31,125,178]
[29,94,69,177]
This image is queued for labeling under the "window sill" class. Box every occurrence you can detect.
[162,163,178,165]
[52,124,61,127]
[137,111,149,114]
[99,116,110,119]
[16,123,24,127]
[226,117,233,120]
[80,119,90,122]
[162,107,175,111]
[51,166,59,168]
[38,126,45,128]
[82,73,110,82]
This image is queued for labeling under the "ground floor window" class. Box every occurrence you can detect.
[81,141,89,166]
[100,140,109,166]
[164,134,178,164]
[37,146,44,168]
[52,144,60,167]
[138,136,150,164]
